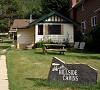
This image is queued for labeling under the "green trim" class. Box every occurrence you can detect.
[28,11,80,27]
[41,21,69,23]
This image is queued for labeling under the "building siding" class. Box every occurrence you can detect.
[17,26,35,49]
[35,23,74,43]
[75,0,100,33]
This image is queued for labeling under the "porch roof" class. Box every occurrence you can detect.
[28,11,80,27]
[9,19,35,32]
[11,19,35,28]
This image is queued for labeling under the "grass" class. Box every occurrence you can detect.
[0,39,12,51]
[1,39,100,90]
[6,47,100,90]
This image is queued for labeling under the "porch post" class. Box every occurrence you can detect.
[35,25,38,43]
[17,43,20,49]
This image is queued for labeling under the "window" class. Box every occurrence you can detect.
[81,21,86,29]
[48,25,61,35]
[91,16,97,27]
[82,2,85,11]
[81,21,86,34]
[38,25,43,35]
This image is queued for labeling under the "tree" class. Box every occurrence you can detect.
[77,0,79,2]
[0,0,24,33]
[17,0,70,18]
[41,0,70,17]
[17,0,42,19]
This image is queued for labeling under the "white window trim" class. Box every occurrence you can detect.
[82,2,85,11]
[81,20,86,29]
[91,16,97,27]
[81,20,86,34]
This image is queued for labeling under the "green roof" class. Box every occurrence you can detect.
[28,11,80,27]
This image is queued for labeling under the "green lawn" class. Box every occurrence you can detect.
[0,39,12,51]
[6,48,100,90]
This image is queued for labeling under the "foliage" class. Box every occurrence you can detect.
[0,0,70,33]
[74,32,83,42]
[17,0,42,18]
[83,34,93,50]
[35,37,71,48]
[91,24,100,52]
[83,24,100,52]
[0,39,12,51]
[0,20,8,33]
[35,41,49,48]
[77,0,80,2]
[41,0,70,17]
[34,38,54,48]
[0,0,24,33]
[17,0,70,18]
[63,38,70,48]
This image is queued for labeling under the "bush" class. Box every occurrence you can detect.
[83,24,100,52]
[34,41,48,48]
[62,39,70,48]
[83,34,93,51]
[91,24,100,52]
[74,32,83,42]
[34,40,55,48]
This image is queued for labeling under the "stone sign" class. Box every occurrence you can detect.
[48,57,98,84]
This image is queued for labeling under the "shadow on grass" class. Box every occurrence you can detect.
[32,49,100,60]
[26,78,72,89]
[34,50,100,60]
[66,54,100,60]
[67,49,100,54]
[33,49,66,55]
[3,41,12,43]
[76,55,100,60]
[0,46,10,49]
[26,78,49,87]
[26,78,100,90]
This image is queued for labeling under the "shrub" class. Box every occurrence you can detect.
[91,24,100,52]
[34,41,49,48]
[74,32,83,42]
[63,39,70,48]
[83,34,93,51]
[83,24,100,52]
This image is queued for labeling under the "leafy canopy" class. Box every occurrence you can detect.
[18,0,70,18]
[0,0,24,33]
[41,0,69,16]
[0,0,70,33]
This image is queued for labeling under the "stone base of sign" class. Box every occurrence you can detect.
[48,57,98,85]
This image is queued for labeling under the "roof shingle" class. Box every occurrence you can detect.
[9,19,35,32]
[12,19,34,28]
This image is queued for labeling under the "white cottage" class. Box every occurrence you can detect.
[9,11,79,49]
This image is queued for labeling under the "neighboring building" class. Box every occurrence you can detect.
[9,19,35,49]
[70,0,100,38]
[9,11,79,49]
